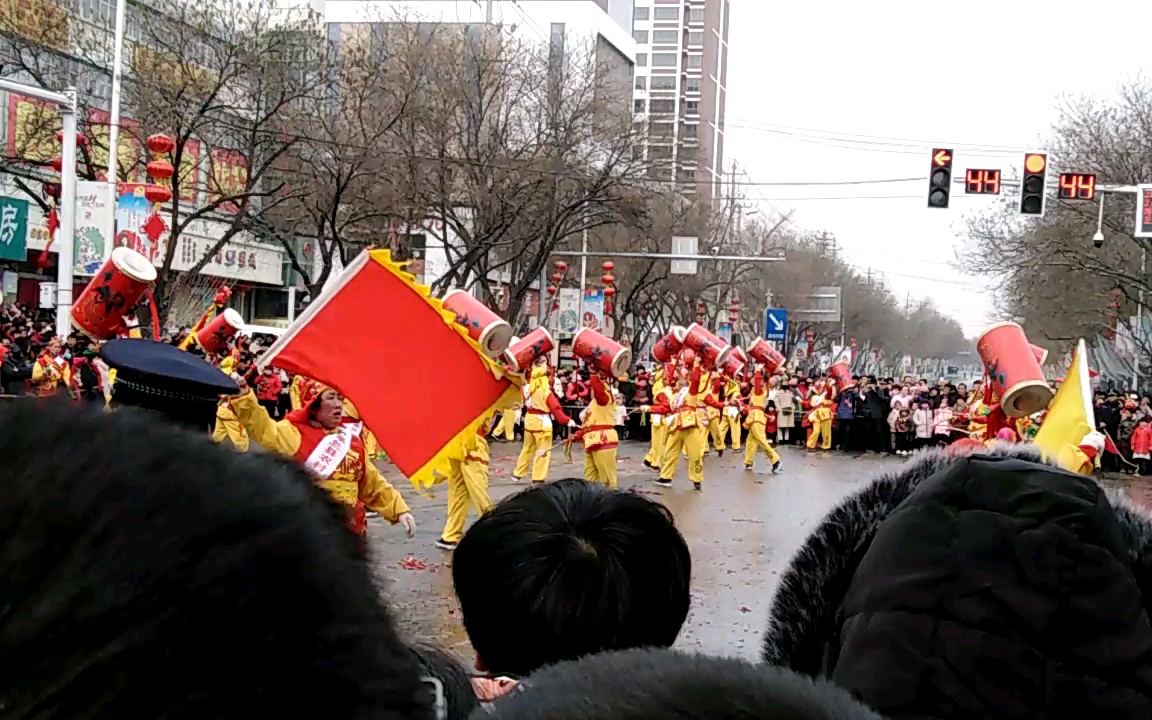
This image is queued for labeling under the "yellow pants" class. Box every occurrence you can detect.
[644,422,667,466]
[806,419,833,450]
[744,422,780,466]
[708,417,725,450]
[584,447,618,488]
[514,429,553,481]
[494,410,517,441]
[723,415,742,450]
[441,457,494,543]
[660,426,706,484]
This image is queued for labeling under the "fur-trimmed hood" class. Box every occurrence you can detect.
[762,443,1152,672]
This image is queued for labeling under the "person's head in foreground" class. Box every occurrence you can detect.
[0,400,431,719]
[453,479,691,677]
[762,442,1152,719]
[478,648,881,719]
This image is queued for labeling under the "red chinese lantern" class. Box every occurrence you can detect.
[51,156,63,173]
[601,260,615,272]
[551,272,563,283]
[601,273,615,285]
[546,286,557,295]
[729,314,738,323]
[553,260,568,272]
[730,297,741,307]
[552,302,560,311]
[604,286,616,297]
[56,131,88,145]
[146,133,175,154]
[146,159,174,180]
[145,184,173,204]
[42,183,60,199]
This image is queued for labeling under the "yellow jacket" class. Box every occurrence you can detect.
[230,391,410,523]
[213,401,249,452]
[31,354,71,397]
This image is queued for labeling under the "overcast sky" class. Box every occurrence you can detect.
[725,0,1152,337]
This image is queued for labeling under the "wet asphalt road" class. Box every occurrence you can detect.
[364,440,908,663]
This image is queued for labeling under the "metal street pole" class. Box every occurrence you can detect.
[104,0,128,264]
[576,224,588,329]
[1137,246,1146,392]
[56,88,80,339]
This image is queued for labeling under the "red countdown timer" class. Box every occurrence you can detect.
[964,169,1001,195]
[1057,173,1096,200]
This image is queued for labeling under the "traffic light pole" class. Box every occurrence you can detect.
[1094,185,1150,392]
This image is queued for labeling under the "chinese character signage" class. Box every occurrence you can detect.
[74,181,113,275]
[1138,185,1152,239]
[0,195,29,261]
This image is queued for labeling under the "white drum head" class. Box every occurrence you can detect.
[222,308,244,329]
[111,246,158,283]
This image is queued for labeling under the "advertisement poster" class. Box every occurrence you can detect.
[115,184,165,262]
[716,321,733,345]
[581,288,604,331]
[557,288,580,335]
[74,181,113,275]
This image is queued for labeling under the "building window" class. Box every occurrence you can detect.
[681,169,696,182]
[652,52,678,68]
[653,7,679,20]
[650,122,675,140]
[684,77,701,92]
[634,99,646,113]
[684,100,699,114]
[652,29,679,44]
[682,123,698,138]
[636,53,648,67]
[634,6,649,20]
[687,31,704,46]
[651,75,676,90]
[633,30,648,43]
[650,99,675,114]
[635,75,647,90]
[649,146,674,161]
[685,54,703,69]
[688,8,704,24]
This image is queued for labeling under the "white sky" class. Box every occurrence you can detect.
[725,0,1152,337]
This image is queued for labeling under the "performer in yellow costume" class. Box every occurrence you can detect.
[512,357,575,483]
[705,374,726,454]
[805,379,834,450]
[492,404,518,442]
[292,375,382,461]
[653,365,707,491]
[212,400,249,451]
[643,365,672,469]
[31,339,71,398]
[230,380,415,546]
[436,411,496,550]
[744,369,782,472]
[720,375,744,452]
[581,374,619,488]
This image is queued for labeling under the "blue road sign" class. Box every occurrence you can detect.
[764,308,787,341]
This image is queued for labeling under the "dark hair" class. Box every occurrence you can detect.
[0,399,430,719]
[410,644,478,720]
[481,648,882,720]
[452,479,691,677]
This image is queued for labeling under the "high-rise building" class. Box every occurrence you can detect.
[630,0,729,199]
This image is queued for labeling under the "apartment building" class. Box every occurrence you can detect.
[631,0,729,199]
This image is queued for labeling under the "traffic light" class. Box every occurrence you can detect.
[927,148,953,208]
[1019,152,1048,216]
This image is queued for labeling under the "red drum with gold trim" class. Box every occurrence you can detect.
[827,361,853,392]
[718,349,746,378]
[682,322,733,369]
[573,327,632,379]
[747,338,786,374]
[504,328,554,372]
[652,326,687,363]
[443,289,513,359]
[71,247,157,340]
[196,308,244,354]
[1030,343,1049,365]
[977,322,1053,417]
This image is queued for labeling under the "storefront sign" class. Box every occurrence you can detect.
[0,195,29,261]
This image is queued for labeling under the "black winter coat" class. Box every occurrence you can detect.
[763,444,1152,719]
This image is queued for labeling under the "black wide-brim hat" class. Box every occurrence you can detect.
[101,338,240,431]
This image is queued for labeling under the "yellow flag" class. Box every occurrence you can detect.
[1033,339,1094,469]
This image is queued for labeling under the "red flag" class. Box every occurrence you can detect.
[258,250,518,489]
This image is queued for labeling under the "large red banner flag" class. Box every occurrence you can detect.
[258,249,519,489]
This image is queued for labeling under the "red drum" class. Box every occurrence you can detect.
[442,289,513,359]
[196,308,244,354]
[1030,344,1049,365]
[747,338,786,374]
[573,327,632,379]
[827,361,853,392]
[71,247,157,340]
[718,350,746,378]
[977,322,1053,417]
[651,326,687,363]
[682,323,733,369]
[504,328,554,372]
[679,347,697,368]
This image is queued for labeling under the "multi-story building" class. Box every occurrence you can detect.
[630,0,729,199]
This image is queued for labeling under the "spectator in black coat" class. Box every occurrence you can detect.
[861,381,888,453]
[1,340,32,395]
[763,443,1152,719]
